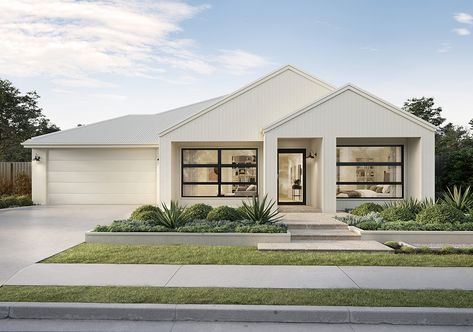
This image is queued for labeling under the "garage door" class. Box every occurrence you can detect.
[47,148,157,204]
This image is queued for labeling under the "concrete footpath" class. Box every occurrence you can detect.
[5,264,473,289]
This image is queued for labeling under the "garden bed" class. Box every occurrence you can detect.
[85,231,290,246]
[90,198,288,246]
[350,226,473,245]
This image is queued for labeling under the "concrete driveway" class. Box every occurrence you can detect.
[0,205,135,285]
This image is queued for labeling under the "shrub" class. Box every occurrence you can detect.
[186,203,213,220]
[0,195,33,209]
[131,210,161,224]
[336,212,384,227]
[416,203,466,224]
[207,206,240,221]
[14,173,31,195]
[130,205,160,220]
[384,241,402,250]
[239,194,283,224]
[350,203,383,216]
[235,224,287,233]
[380,220,421,231]
[94,220,169,232]
[380,206,416,222]
[355,220,381,230]
[154,201,190,229]
[441,186,473,212]
[0,178,13,196]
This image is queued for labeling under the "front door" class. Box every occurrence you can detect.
[278,149,306,205]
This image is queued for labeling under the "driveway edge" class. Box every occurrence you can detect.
[1,303,472,325]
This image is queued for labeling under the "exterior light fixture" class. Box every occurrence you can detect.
[306,151,317,159]
[33,154,41,162]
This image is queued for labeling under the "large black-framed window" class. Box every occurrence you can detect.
[181,148,258,197]
[336,145,404,199]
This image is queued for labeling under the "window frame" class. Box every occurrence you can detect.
[336,145,404,199]
[181,148,258,197]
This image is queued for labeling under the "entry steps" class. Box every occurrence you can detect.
[259,212,393,252]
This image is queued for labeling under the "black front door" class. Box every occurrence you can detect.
[277,149,306,205]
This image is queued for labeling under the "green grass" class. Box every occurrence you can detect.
[1,286,472,307]
[42,243,473,267]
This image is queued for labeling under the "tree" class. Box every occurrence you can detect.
[402,97,445,127]
[0,79,59,161]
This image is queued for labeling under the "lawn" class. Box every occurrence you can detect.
[42,243,473,267]
[1,286,473,307]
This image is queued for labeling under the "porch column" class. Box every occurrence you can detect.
[322,136,337,213]
[421,134,435,199]
[263,134,278,204]
[158,138,172,205]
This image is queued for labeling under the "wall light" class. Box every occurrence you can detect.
[33,154,41,162]
[306,151,317,159]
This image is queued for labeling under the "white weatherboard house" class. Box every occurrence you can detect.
[23,65,436,212]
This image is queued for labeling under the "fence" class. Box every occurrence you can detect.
[0,162,32,185]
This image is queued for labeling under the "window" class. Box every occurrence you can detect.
[336,146,403,199]
[181,148,258,197]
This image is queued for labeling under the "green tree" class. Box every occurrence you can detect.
[404,96,473,195]
[0,79,59,161]
[402,97,445,127]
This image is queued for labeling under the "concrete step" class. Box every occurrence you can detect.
[258,240,393,253]
[286,222,348,230]
[290,229,361,241]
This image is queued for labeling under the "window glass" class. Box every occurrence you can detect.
[182,148,257,197]
[221,167,257,183]
[182,150,218,164]
[183,167,219,183]
[182,185,219,197]
[221,149,257,164]
[337,146,402,163]
[337,166,402,183]
[221,184,258,197]
[337,185,403,198]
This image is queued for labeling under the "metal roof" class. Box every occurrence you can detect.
[22,96,225,147]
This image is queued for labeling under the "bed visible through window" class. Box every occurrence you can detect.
[336,145,403,199]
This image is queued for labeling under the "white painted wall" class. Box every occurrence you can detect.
[159,68,333,204]
[31,148,48,204]
[45,148,157,204]
[264,89,435,212]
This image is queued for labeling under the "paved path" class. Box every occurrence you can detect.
[0,205,135,285]
[6,264,473,289]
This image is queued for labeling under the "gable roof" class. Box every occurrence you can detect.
[22,96,225,147]
[158,65,337,137]
[263,84,438,133]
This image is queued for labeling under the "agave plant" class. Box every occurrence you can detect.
[155,201,190,229]
[240,194,283,225]
[441,186,473,212]
[383,197,437,214]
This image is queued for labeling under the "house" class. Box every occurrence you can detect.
[23,65,436,212]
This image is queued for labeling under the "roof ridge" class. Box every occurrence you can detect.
[263,84,437,133]
[159,64,336,136]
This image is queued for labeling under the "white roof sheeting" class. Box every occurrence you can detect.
[23,96,225,147]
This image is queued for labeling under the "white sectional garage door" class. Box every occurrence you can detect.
[47,148,157,204]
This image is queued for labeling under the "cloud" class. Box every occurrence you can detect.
[453,28,471,36]
[454,12,473,24]
[437,43,452,53]
[360,46,378,52]
[0,0,270,87]
[90,93,128,101]
[215,49,272,75]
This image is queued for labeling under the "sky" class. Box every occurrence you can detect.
[1,0,472,130]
